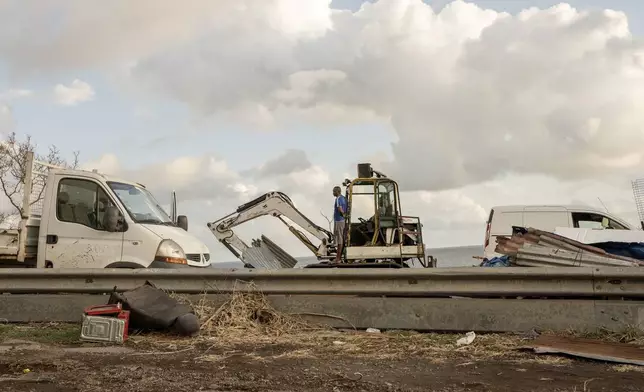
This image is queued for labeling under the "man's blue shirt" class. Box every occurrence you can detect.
[334,195,348,222]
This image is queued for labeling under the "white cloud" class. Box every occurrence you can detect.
[0,0,333,73]
[418,190,488,230]
[53,79,95,106]
[4,2,643,191]
[107,0,644,191]
[249,149,312,178]
[81,153,120,174]
[0,89,32,101]
[288,166,330,191]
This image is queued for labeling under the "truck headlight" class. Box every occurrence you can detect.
[154,240,187,265]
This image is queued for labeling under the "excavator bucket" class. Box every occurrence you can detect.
[241,235,299,269]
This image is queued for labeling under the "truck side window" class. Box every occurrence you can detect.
[57,178,114,231]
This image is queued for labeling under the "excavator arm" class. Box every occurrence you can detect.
[207,192,336,267]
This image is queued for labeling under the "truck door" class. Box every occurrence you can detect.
[45,177,124,268]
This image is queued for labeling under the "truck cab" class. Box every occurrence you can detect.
[12,152,211,268]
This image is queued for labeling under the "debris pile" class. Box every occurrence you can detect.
[80,282,201,344]
[495,227,644,267]
[182,280,321,343]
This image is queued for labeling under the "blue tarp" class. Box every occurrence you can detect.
[590,242,644,261]
[480,255,511,267]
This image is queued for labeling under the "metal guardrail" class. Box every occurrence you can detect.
[0,267,642,297]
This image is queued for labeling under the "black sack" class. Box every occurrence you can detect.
[108,281,200,336]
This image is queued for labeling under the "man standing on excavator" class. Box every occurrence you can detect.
[332,186,348,263]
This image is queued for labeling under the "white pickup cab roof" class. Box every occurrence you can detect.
[51,168,142,187]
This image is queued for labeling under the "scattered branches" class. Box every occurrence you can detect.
[191,281,321,342]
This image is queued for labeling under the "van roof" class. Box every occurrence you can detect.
[490,204,604,212]
[489,204,634,226]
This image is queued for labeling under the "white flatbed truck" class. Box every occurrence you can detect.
[0,152,211,268]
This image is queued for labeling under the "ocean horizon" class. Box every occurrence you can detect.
[209,244,484,269]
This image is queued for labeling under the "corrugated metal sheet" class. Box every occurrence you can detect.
[240,247,281,270]
[260,235,298,268]
[527,334,644,366]
[241,235,299,269]
[495,227,644,268]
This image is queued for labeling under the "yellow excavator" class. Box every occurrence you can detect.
[207,163,429,269]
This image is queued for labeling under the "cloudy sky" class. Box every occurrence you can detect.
[1,0,643,261]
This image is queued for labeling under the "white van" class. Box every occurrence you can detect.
[483,205,634,259]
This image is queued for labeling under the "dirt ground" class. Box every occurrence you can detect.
[0,324,643,392]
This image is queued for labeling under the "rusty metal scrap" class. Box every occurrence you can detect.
[495,227,644,267]
[241,235,299,269]
[526,334,644,366]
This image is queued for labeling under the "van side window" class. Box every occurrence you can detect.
[57,178,115,230]
[571,212,627,230]
[605,218,627,230]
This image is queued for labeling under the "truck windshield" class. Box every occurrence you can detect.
[108,182,173,225]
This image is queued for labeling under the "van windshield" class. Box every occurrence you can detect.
[108,182,173,225]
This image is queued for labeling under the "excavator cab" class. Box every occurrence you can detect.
[341,163,426,267]
[345,177,398,247]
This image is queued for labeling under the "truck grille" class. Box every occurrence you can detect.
[186,253,210,263]
[186,254,201,262]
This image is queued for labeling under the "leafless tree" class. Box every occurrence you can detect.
[0,132,79,227]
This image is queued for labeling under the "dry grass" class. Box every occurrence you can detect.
[567,325,644,345]
[129,284,644,366]
[517,354,574,366]
[129,281,328,352]
[187,281,323,343]
[128,283,536,362]
[613,364,644,373]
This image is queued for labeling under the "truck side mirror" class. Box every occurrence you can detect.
[177,215,188,231]
[105,206,124,232]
